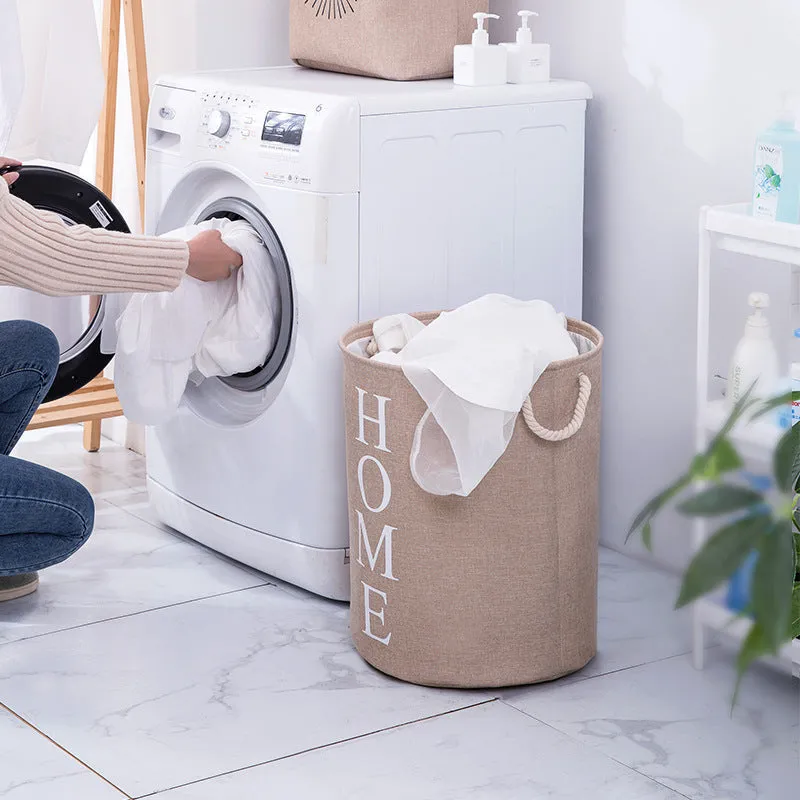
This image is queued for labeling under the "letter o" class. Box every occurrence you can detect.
[358,455,391,513]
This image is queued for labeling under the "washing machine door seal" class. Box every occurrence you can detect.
[6,165,131,402]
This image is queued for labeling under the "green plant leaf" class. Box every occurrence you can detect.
[751,391,792,420]
[751,520,795,651]
[626,475,690,541]
[642,521,653,552]
[677,485,763,517]
[734,623,773,705]
[675,515,767,608]
[711,385,758,445]
[774,423,800,493]
[695,439,742,481]
[790,584,800,640]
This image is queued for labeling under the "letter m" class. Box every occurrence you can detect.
[356,510,399,582]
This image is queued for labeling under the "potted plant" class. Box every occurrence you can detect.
[629,390,799,687]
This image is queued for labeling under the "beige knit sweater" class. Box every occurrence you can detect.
[0,179,188,296]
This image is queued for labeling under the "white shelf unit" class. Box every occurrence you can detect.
[695,204,800,678]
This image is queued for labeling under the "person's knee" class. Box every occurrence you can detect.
[68,479,95,545]
[28,322,60,384]
[3,321,60,386]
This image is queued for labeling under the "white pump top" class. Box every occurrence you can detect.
[471,12,499,46]
[746,292,770,329]
[516,10,539,45]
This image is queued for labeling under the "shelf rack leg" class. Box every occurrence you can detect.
[692,208,713,671]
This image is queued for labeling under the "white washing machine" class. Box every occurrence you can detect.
[144,66,591,601]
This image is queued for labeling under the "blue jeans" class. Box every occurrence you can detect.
[0,321,95,576]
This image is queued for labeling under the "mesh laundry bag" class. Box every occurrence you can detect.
[290,0,488,81]
[340,313,603,688]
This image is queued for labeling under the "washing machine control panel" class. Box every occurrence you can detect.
[149,80,361,194]
[199,91,260,149]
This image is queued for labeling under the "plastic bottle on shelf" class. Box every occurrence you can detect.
[726,472,772,614]
[791,328,800,425]
[727,292,780,405]
[752,100,800,224]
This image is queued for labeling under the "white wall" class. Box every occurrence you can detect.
[492,0,800,570]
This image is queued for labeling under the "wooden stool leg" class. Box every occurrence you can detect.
[83,420,102,452]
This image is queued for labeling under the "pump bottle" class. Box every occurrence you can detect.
[501,11,550,84]
[454,13,507,87]
[728,293,780,405]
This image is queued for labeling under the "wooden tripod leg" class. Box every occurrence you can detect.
[84,0,122,454]
[96,0,121,198]
[123,0,150,227]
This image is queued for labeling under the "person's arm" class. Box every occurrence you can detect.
[0,160,240,296]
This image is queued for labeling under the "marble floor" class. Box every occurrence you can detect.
[1,428,797,799]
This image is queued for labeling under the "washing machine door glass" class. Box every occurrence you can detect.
[195,198,294,394]
[1,166,130,402]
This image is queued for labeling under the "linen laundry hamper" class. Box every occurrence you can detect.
[340,313,603,688]
[289,0,489,81]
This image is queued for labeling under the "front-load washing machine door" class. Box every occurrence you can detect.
[2,165,131,401]
[150,194,296,427]
[195,197,294,395]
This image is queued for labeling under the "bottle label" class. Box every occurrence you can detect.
[753,142,783,221]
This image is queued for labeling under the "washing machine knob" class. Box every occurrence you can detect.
[208,109,231,138]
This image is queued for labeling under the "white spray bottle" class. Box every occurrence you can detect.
[728,292,780,405]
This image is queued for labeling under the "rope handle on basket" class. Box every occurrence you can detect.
[522,373,592,442]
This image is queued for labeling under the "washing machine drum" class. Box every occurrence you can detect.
[194,197,294,395]
[3,165,130,402]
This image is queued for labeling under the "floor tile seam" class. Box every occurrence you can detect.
[0,701,133,799]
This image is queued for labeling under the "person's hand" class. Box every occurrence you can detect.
[186,229,243,282]
[1,157,21,186]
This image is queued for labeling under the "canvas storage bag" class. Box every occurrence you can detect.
[290,0,489,81]
[340,314,603,688]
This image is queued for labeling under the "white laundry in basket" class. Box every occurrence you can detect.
[395,295,579,497]
[113,219,279,425]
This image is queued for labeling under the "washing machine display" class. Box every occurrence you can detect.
[261,111,306,146]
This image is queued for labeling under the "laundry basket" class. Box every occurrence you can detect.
[340,313,603,688]
[290,0,488,81]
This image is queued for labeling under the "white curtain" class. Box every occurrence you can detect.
[7,0,104,166]
[0,0,24,151]
[0,0,104,346]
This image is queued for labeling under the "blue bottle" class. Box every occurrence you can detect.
[725,472,772,615]
[752,107,800,224]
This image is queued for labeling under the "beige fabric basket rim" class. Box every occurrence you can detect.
[339,312,605,375]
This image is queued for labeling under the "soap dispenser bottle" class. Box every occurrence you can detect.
[502,10,550,84]
[454,13,508,87]
[727,292,780,405]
